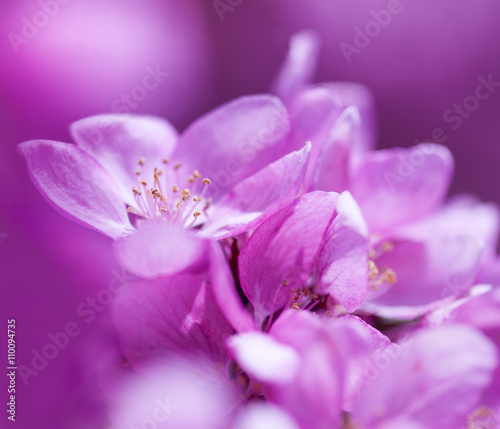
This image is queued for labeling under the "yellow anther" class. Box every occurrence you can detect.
[193,211,202,218]
[140,180,147,186]
[467,406,496,429]
[381,241,395,253]
[193,196,201,202]
[187,176,195,183]
[382,269,397,285]
[193,170,201,179]
[202,178,211,185]
[181,189,191,201]
[160,206,167,213]
[162,158,169,164]
[368,260,379,280]
[135,170,141,176]
[291,302,302,311]
[172,185,179,192]
[138,157,145,166]
[174,162,182,170]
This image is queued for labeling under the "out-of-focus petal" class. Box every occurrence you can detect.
[271,30,321,105]
[71,114,178,205]
[351,325,498,429]
[228,332,301,384]
[200,143,310,239]
[18,139,132,238]
[209,242,256,333]
[268,311,345,429]
[113,222,208,278]
[173,95,290,201]
[451,287,500,345]
[323,82,377,154]
[409,195,500,263]
[233,404,300,429]
[108,358,237,429]
[314,106,361,193]
[324,315,392,411]
[287,87,342,188]
[362,232,483,320]
[317,191,369,312]
[350,144,454,232]
[448,288,500,413]
[238,191,338,327]
[113,274,232,366]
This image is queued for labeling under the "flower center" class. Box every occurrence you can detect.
[466,406,498,429]
[286,284,327,312]
[126,157,212,228]
[368,241,397,291]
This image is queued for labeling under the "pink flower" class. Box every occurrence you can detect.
[112,272,233,368]
[229,311,498,429]
[208,190,370,332]
[271,33,499,319]
[19,96,311,277]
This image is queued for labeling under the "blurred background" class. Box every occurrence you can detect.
[1,0,499,427]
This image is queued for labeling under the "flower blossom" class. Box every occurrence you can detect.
[19,95,312,277]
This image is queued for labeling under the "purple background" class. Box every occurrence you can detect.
[1,0,499,427]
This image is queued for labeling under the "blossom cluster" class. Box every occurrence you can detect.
[19,32,500,428]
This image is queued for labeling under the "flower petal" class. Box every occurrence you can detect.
[227,332,301,384]
[109,358,237,429]
[350,144,454,232]
[233,404,300,429]
[271,30,321,105]
[173,95,290,201]
[416,195,500,263]
[362,232,483,320]
[268,311,345,429]
[209,242,256,333]
[317,192,369,313]
[71,114,178,205]
[351,325,498,429]
[323,82,377,154]
[113,222,208,278]
[200,143,311,239]
[113,274,233,366]
[287,87,342,188]
[18,140,132,238]
[314,106,362,193]
[238,191,338,327]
